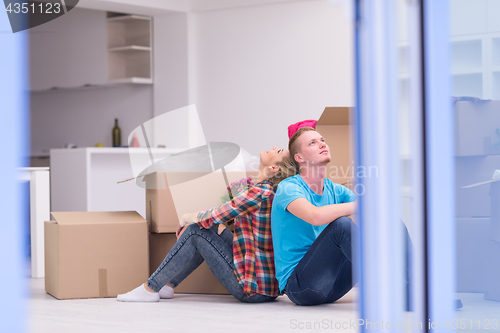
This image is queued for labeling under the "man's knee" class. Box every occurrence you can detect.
[332,216,355,230]
[288,288,329,306]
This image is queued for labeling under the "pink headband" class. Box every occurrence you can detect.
[287,119,318,139]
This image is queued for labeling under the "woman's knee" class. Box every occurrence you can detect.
[183,224,214,238]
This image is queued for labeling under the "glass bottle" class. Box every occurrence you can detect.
[112,118,121,147]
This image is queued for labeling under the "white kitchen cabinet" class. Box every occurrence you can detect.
[50,148,180,217]
[29,8,107,91]
[29,9,153,91]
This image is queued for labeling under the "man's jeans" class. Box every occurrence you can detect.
[147,223,276,303]
[285,216,413,308]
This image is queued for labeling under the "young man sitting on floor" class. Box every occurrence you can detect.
[271,126,359,306]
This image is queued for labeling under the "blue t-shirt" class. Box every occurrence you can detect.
[271,174,357,292]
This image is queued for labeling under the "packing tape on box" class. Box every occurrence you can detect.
[99,269,108,297]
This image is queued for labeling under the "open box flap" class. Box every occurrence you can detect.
[462,170,500,189]
[51,211,146,225]
[317,107,352,126]
[118,143,258,188]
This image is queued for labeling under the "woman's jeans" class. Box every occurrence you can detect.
[147,224,276,303]
[285,216,413,308]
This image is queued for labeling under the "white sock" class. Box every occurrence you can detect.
[159,285,174,299]
[117,284,159,302]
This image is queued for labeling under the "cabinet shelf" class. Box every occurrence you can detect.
[107,15,151,23]
[107,77,153,85]
[107,13,152,83]
[452,68,483,75]
[30,78,152,93]
[108,45,151,53]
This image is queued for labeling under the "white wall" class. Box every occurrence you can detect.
[152,13,192,149]
[30,86,153,154]
[189,0,354,155]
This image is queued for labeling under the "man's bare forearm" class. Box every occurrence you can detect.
[311,202,356,226]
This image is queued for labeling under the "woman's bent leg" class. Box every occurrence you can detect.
[147,224,269,303]
[286,216,356,306]
[167,225,233,288]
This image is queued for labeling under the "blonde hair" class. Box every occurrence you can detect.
[269,155,299,191]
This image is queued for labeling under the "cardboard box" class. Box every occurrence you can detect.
[45,211,149,299]
[144,170,247,233]
[455,100,500,156]
[316,107,355,187]
[149,232,230,295]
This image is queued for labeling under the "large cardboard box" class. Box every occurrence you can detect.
[45,211,149,299]
[149,233,230,295]
[316,107,355,187]
[145,170,247,233]
[455,100,500,156]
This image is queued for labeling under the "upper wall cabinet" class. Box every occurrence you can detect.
[30,8,108,91]
[29,9,153,92]
[107,15,153,84]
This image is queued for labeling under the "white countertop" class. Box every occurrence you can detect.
[49,147,184,155]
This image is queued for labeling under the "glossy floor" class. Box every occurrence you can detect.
[28,278,358,333]
[27,278,500,332]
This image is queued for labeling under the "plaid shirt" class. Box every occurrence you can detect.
[196,179,279,297]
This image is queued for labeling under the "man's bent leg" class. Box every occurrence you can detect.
[286,216,357,306]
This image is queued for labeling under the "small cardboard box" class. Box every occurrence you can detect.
[149,232,230,295]
[45,211,149,300]
[145,170,247,233]
[316,107,355,187]
[455,101,500,156]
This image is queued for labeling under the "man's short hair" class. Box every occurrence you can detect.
[288,126,316,163]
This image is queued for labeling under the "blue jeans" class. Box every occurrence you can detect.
[285,216,413,308]
[147,224,276,303]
